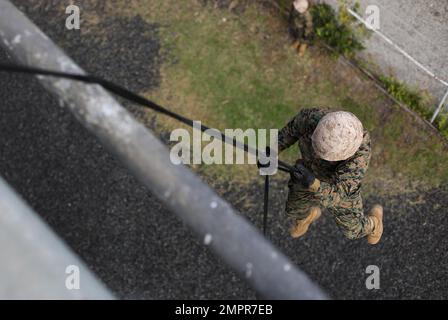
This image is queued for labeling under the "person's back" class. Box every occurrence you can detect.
[289,0,314,56]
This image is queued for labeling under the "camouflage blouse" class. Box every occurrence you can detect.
[288,5,314,41]
[278,108,371,209]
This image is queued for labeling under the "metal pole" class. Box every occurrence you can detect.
[0,176,114,299]
[431,89,448,123]
[0,0,328,299]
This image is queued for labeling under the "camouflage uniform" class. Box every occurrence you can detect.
[278,108,373,239]
[288,4,314,43]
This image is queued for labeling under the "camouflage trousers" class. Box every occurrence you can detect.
[289,26,311,44]
[285,179,372,240]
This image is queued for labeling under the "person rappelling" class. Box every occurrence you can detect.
[274,108,384,244]
[289,0,314,57]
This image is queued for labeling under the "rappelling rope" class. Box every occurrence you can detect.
[0,62,297,235]
[263,175,269,237]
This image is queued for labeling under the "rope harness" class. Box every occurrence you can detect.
[0,63,304,236]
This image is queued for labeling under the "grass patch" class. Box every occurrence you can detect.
[379,75,431,118]
[379,75,448,139]
[310,2,365,57]
[372,109,448,191]
[275,0,366,57]
[98,0,448,191]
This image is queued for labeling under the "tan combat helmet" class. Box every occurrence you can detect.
[293,0,310,14]
[311,111,364,161]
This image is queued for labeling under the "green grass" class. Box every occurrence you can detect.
[311,2,364,57]
[377,110,447,188]
[379,75,431,117]
[104,0,448,191]
[379,75,448,139]
[275,0,366,57]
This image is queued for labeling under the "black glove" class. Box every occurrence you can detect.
[290,163,320,192]
[257,146,271,169]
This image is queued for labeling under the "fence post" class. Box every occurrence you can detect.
[431,89,448,123]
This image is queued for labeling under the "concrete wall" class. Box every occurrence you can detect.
[323,0,448,108]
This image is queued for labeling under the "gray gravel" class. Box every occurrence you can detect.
[0,1,447,299]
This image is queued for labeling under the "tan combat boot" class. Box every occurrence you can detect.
[367,205,383,245]
[291,40,301,50]
[290,207,321,238]
[298,43,308,57]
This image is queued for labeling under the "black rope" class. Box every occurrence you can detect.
[0,62,299,238]
[0,63,297,174]
[263,175,269,237]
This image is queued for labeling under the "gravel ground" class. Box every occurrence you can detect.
[1,1,447,299]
